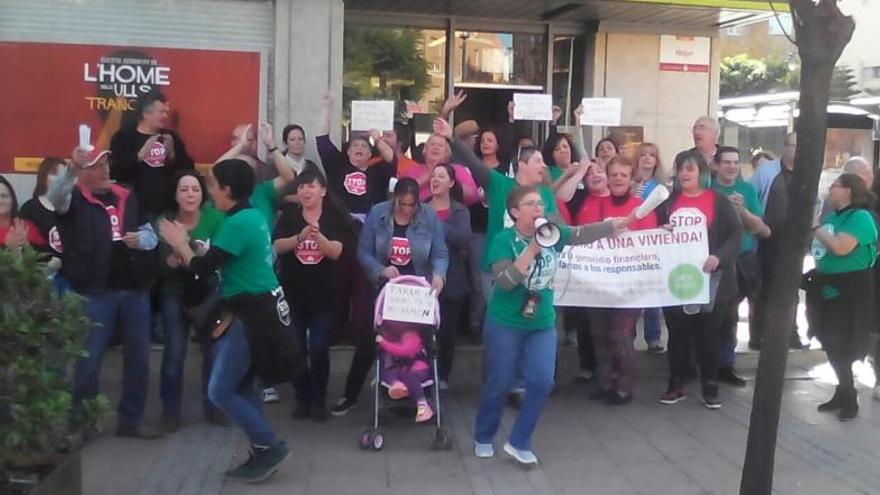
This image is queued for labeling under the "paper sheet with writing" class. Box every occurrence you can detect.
[513,93,553,121]
[351,100,395,131]
[382,283,436,325]
[580,98,622,127]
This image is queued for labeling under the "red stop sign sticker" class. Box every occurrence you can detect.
[48,226,63,254]
[343,171,367,196]
[389,236,412,266]
[295,237,324,265]
[144,140,167,168]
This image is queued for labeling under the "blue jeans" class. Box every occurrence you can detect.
[474,318,556,451]
[160,293,214,418]
[643,307,662,346]
[291,307,334,406]
[72,290,151,424]
[208,319,276,446]
[53,274,72,299]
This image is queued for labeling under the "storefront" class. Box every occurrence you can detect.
[0,0,785,196]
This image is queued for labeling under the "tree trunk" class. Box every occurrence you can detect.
[739,2,854,494]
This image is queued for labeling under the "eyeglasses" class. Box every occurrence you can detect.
[518,199,545,208]
[398,201,418,208]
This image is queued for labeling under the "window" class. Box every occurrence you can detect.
[342,26,446,121]
[552,35,586,127]
[453,30,546,88]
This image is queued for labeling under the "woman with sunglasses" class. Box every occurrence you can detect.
[808,173,877,421]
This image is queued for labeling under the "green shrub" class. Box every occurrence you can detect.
[0,248,108,470]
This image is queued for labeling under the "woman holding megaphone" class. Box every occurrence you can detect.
[473,185,630,465]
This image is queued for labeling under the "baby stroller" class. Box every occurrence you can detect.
[359,275,453,451]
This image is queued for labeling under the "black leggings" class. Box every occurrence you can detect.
[664,301,731,387]
[438,297,466,381]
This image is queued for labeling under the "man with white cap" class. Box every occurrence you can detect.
[49,135,162,439]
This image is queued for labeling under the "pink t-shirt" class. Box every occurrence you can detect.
[402,163,480,206]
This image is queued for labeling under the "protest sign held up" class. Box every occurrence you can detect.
[554,224,710,308]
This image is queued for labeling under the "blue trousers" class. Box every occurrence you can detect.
[208,320,276,446]
[72,290,151,424]
[291,307,334,406]
[160,292,214,418]
[474,318,556,450]
[643,307,662,345]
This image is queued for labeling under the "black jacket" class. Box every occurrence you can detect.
[57,183,156,292]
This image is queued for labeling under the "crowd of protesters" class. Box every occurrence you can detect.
[3,89,880,482]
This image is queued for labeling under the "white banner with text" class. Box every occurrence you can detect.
[553,225,710,308]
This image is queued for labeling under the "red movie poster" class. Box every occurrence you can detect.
[0,42,261,172]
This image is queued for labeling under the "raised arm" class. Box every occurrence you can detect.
[260,123,296,191]
[436,117,490,187]
[553,161,589,203]
[440,90,468,121]
[572,104,590,161]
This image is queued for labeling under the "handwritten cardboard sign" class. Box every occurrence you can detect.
[382,283,436,325]
[513,93,553,121]
[580,98,622,127]
[351,100,395,131]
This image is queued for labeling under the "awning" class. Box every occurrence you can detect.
[344,0,790,28]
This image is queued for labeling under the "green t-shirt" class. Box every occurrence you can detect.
[485,226,571,330]
[814,208,878,276]
[250,179,278,227]
[213,207,280,298]
[712,178,763,252]
[548,166,564,182]
[482,170,559,270]
[157,206,227,294]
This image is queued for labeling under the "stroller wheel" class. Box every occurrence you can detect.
[431,428,453,451]
[369,429,385,451]
[359,428,373,450]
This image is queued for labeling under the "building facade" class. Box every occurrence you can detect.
[0,0,788,196]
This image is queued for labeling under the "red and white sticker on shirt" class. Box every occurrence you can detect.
[343,171,368,196]
[295,237,324,265]
[48,226,63,254]
[106,205,123,241]
[144,140,167,168]
[389,237,412,266]
[669,207,707,228]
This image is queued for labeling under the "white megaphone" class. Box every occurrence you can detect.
[634,185,670,219]
[534,217,561,248]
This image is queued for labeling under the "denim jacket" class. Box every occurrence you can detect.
[358,200,449,284]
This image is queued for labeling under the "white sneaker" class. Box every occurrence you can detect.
[474,442,494,458]
[873,385,880,401]
[261,387,279,403]
[503,442,538,465]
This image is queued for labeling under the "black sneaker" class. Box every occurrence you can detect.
[718,367,747,387]
[330,397,358,417]
[115,421,164,440]
[818,387,843,412]
[701,384,721,410]
[224,441,290,483]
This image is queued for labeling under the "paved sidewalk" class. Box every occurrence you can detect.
[81,333,880,495]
